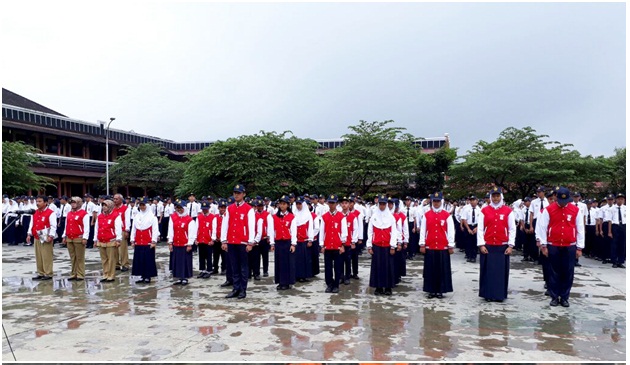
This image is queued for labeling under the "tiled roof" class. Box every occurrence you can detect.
[2,88,66,117]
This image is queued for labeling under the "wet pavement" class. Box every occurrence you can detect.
[1,244,625,361]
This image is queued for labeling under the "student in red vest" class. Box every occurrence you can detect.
[220,184,256,299]
[61,196,90,281]
[130,198,159,284]
[94,199,122,282]
[26,195,58,280]
[168,199,197,285]
[292,196,314,283]
[112,194,131,272]
[366,194,398,296]
[536,187,585,307]
[420,192,455,299]
[340,196,359,285]
[320,194,348,293]
[477,187,516,302]
[268,195,297,290]
[196,201,215,279]
[253,199,271,278]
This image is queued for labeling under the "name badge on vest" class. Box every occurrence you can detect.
[181,223,185,228]
[41,217,46,222]
[240,214,245,220]
[499,214,504,220]
[206,222,210,227]
[334,223,338,229]
[75,216,80,221]
[108,219,112,224]
[441,220,445,226]
[566,214,572,221]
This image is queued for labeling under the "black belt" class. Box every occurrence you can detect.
[469,224,478,228]
[612,223,626,226]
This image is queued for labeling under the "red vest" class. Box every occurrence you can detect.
[372,226,393,248]
[97,213,117,242]
[481,205,512,245]
[171,213,193,247]
[395,212,406,241]
[112,205,128,231]
[423,210,450,250]
[31,208,54,240]
[226,203,252,244]
[196,213,214,244]
[322,211,344,249]
[66,209,88,239]
[135,227,153,245]
[255,210,269,238]
[297,222,309,242]
[546,202,579,246]
[273,213,294,241]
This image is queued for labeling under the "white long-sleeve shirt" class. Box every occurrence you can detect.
[27,209,58,239]
[167,214,197,245]
[419,211,455,248]
[289,215,314,246]
[476,208,516,247]
[535,206,585,249]
[319,212,348,246]
[130,214,160,243]
[220,205,256,244]
[61,211,90,239]
[93,215,123,243]
[365,218,398,248]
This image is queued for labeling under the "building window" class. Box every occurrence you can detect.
[44,138,58,154]
[69,142,83,157]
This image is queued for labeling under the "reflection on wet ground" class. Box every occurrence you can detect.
[1,244,625,361]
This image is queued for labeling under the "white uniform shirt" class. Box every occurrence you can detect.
[60,203,71,218]
[460,205,482,226]
[609,204,626,225]
[186,202,201,218]
[586,207,598,226]
[531,197,549,220]
[402,204,416,224]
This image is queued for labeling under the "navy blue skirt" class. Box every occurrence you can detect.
[309,239,320,276]
[172,246,193,279]
[395,246,406,278]
[369,245,396,289]
[132,245,158,278]
[274,240,296,285]
[422,249,453,294]
[295,241,313,279]
[479,244,510,300]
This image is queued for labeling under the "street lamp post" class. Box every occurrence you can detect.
[106,117,115,196]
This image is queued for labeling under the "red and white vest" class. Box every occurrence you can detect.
[423,210,450,250]
[481,205,512,245]
[196,213,215,244]
[273,213,294,241]
[546,202,579,246]
[31,208,54,240]
[97,213,117,242]
[372,226,393,248]
[171,213,193,247]
[135,227,153,245]
[322,211,344,249]
[226,203,252,244]
[112,205,128,231]
[256,210,269,239]
[66,209,88,239]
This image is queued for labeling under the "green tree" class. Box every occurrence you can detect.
[316,120,420,196]
[411,146,457,198]
[177,131,320,198]
[101,143,185,196]
[2,141,53,195]
[606,147,626,193]
[448,127,608,201]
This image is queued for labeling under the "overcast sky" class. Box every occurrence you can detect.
[2,2,625,157]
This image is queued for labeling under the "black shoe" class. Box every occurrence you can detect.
[436,293,443,299]
[602,259,609,264]
[173,280,183,286]
[121,267,129,272]
[211,270,219,275]
[351,275,359,280]
[75,278,84,281]
[374,288,383,295]
[276,285,283,291]
[237,291,246,299]
[32,275,44,280]
[225,290,239,298]
[220,281,233,287]
[263,272,269,277]
[544,290,550,296]
[41,276,52,280]
[331,287,339,293]
[575,262,582,267]
[116,267,122,271]
[136,279,146,284]
[203,272,212,278]
[471,259,476,263]
[220,270,226,275]
[550,298,559,307]
[254,275,261,281]
[181,280,189,286]
[384,289,392,296]
[544,283,548,289]
[343,279,350,285]
[428,293,436,299]
[560,299,570,307]
[612,264,618,268]
[618,264,625,268]
[325,286,332,293]
[197,272,206,278]
[67,277,76,281]
[485,298,492,302]
[521,257,529,262]
[144,278,151,283]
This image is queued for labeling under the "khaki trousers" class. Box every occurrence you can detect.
[34,239,54,277]
[66,238,86,279]
[116,237,130,269]
[99,243,117,279]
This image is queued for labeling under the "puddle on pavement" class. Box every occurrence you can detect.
[205,342,229,352]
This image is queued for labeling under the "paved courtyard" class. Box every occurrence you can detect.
[1,244,625,361]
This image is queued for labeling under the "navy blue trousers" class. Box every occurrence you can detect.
[547,245,576,301]
[611,224,626,265]
[324,249,343,289]
[227,244,249,292]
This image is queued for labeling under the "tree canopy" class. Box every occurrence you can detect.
[448,126,611,200]
[2,141,52,195]
[101,143,185,196]
[316,120,421,196]
[177,131,320,198]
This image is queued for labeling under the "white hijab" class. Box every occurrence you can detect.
[134,205,155,230]
[371,205,395,229]
[490,193,505,209]
[294,202,311,225]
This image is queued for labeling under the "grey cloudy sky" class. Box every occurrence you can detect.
[2,2,625,157]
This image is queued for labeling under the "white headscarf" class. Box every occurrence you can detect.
[134,204,156,230]
[490,193,505,209]
[371,204,395,229]
[294,201,311,225]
